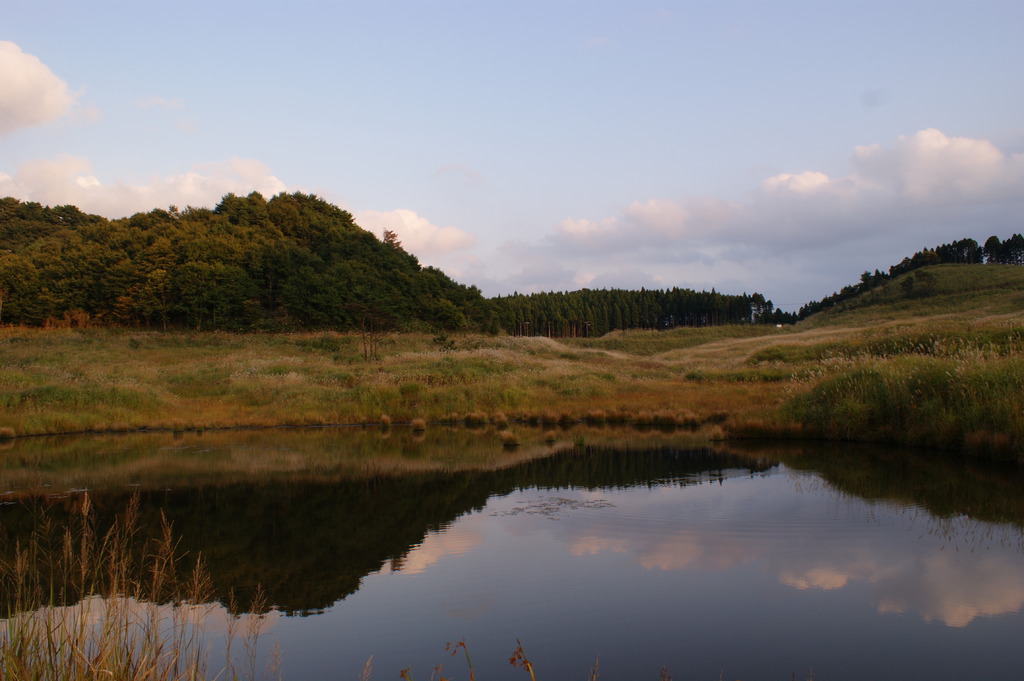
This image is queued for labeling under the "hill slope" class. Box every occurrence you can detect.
[797,264,1024,328]
[0,193,491,332]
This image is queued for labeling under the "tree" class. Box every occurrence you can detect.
[0,253,40,324]
[135,269,173,329]
[984,235,1003,263]
[1006,234,1024,265]
[382,229,402,250]
[345,302,395,361]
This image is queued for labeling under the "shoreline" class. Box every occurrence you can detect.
[1,323,1022,462]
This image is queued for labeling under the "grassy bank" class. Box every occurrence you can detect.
[1,265,1023,460]
[0,327,782,438]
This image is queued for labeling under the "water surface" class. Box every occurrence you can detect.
[2,428,1023,680]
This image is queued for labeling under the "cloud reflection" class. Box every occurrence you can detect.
[384,524,483,576]
[551,476,1024,627]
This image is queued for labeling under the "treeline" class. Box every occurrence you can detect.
[492,288,792,338]
[798,234,1024,319]
[0,193,788,335]
[0,192,492,332]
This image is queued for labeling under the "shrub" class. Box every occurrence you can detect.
[498,430,520,447]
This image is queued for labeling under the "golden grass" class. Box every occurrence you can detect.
[2,266,1022,460]
[0,327,784,438]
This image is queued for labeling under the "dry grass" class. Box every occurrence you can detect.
[0,327,785,439]
[2,266,1023,459]
[0,495,276,681]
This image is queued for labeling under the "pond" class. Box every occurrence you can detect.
[3,427,1024,680]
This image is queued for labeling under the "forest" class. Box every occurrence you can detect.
[2,192,1018,335]
[0,192,780,335]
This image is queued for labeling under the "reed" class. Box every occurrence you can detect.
[394,640,685,681]
[783,357,1024,460]
[0,495,276,681]
[464,411,489,427]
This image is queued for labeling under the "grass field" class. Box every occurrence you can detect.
[2,264,1023,460]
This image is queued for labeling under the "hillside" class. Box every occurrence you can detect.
[0,194,777,335]
[0,193,491,332]
[797,264,1024,328]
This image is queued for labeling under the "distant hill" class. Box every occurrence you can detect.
[797,234,1024,321]
[796,264,1024,328]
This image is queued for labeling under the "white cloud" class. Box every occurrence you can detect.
[624,198,691,234]
[852,128,1024,202]
[0,41,77,135]
[762,171,831,194]
[356,208,476,258]
[482,128,1024,307]
[0,155,288,217]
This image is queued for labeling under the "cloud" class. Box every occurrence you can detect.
[0,41,77,135]
[0,155,289,217]
[482,128,1024,307]
[356,208,476,259]
[852,128,1024,202]
[761,171,831,194]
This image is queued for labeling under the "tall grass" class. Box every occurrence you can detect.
[0,495,275,681]
[0,328,783,438]
[784,357,1024,460]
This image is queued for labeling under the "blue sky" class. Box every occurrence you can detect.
[3,1,1023,310]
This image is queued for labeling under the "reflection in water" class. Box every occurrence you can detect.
[1,429,770,614]
[3,430,1024,680]
[384,524,483,576]
[524,466,1024,628]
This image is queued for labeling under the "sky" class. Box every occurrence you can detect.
[2,1,1023,311]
